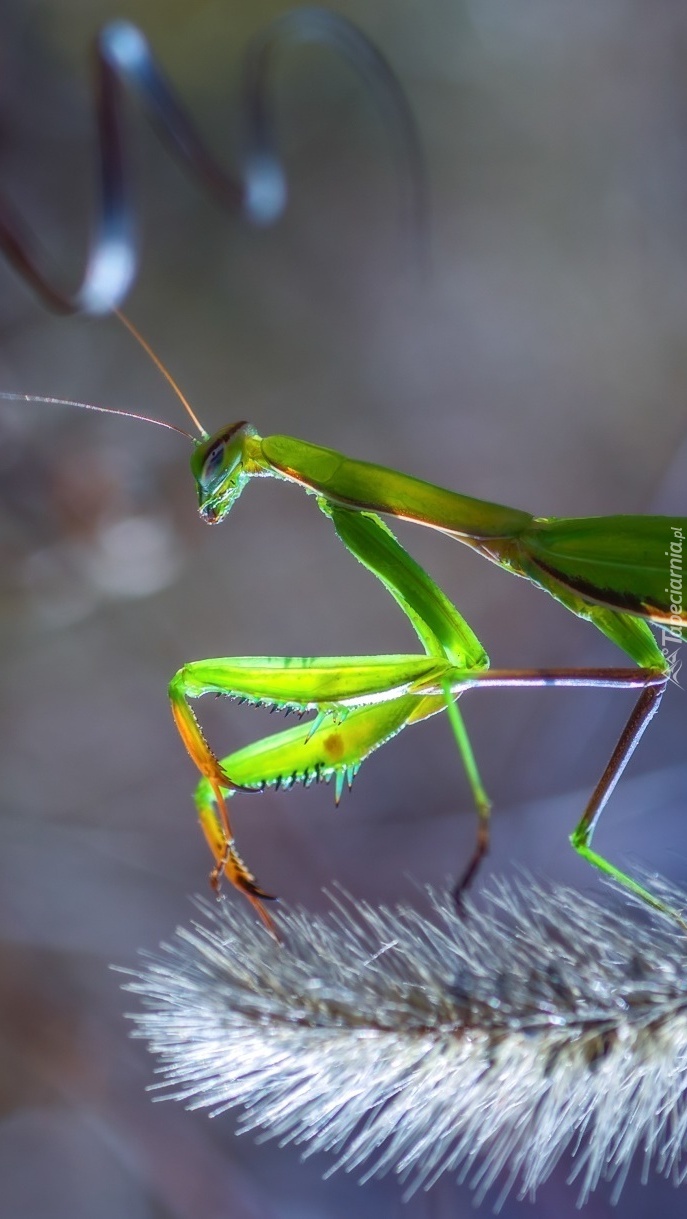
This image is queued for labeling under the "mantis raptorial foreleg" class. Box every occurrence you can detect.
[170,501,677,931]
[170,505,493,928]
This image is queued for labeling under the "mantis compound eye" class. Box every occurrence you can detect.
[200,440,226,487]
[192,422,256,523]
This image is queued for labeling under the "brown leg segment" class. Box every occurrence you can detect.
[437,666,677,921]
[169,681,278,935]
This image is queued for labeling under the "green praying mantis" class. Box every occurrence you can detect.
[178,418,687,935]
[2,10,682,937]
[6,315,686,935]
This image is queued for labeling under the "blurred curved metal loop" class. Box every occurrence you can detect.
[0,6,426,316]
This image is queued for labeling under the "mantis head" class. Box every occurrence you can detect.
[191,422,260,523]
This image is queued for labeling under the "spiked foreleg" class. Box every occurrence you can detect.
[196,692,443,807]
[169,652,452,794]
[194,691,447,908]
[169,654,454,922]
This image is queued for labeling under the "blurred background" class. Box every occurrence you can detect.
[0,0,686,1215]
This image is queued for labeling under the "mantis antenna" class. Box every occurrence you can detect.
[114,310,208,439]
[0,312,206,441]
[0,390,195,441]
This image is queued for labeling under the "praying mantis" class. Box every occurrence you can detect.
[2,14,682,937]
[178,425,686,934]
[86,321,679,935]
[5,317,686,935]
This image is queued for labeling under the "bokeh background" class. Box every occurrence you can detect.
[1,1,687,1216]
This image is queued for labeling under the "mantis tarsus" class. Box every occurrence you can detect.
[5,316,686,936]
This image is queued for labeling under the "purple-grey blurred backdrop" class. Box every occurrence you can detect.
[1,1,686,1216]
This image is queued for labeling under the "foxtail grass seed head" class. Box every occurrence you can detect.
[123,880,687,1206]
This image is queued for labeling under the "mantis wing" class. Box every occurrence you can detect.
[519,516,687,634]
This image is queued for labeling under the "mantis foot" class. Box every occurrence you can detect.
[452,821,490,914]
[211,838,279,939]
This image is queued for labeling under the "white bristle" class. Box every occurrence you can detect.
[122,878,687,1206]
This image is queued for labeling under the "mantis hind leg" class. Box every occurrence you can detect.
[473,575,685,925]
[567,604,685,925]
[568,676,683,923]
[429,662,683,925]
[557,599,684,924]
